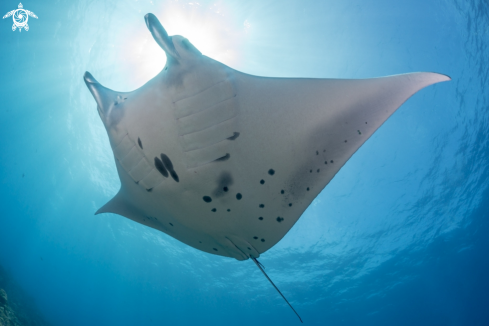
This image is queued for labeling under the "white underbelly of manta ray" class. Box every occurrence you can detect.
[84,13,449,321]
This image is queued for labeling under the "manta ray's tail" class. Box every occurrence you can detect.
[251,257,303,323]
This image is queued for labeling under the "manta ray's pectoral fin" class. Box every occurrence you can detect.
[144,13,180,63]
[95,190,143,222]
[251,257,303,323]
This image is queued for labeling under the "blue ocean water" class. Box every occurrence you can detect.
[0,0,488,325]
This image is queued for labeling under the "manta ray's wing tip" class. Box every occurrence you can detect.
[428,72,451,83]
[408,71,451,88]
[433,72,451,82]
[95,206,107,215]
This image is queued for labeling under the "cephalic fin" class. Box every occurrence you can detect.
[144,13,180,63]
[83,71,119,116]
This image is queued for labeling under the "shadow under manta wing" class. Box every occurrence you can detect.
[84,13,450,262]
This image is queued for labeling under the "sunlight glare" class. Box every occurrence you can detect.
[121,1,246,88]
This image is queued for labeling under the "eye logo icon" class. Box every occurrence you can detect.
[3,3,37,32]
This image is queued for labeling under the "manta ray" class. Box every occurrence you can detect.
[84,13,450,322]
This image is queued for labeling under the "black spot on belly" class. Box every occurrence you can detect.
[307,187,310,191]
[281,190,285,194]
[169,171,179,183]
[203,196,212,203]
[260,179,265,184]
[253,236,258,239]
[330,160,334,163]
[154,157,169,177]
[160,153,174,170]
[146,188,153,192]
[211,208,216,212]
[345,140,347,143]
[138,137,143,149]
[160,154,179,182]
[236,193,242,200]
[227,209,231,212]
[169,223,173,226]
[248,247,251,250]
[288,203,292,207]
[214,153,230,162]
[358,130,362,135]
[310,170,312,173]
[259,204,264,208]
[261,239,265,242]
[213,248,218,251]
[227,132,240,140]
[317,169,320,173]
[199,241,202,243]
[276,217,284,222]
[213,172,233,198]
[268,169,275,175]
[258,217,263,220]
[325,161,328,164]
